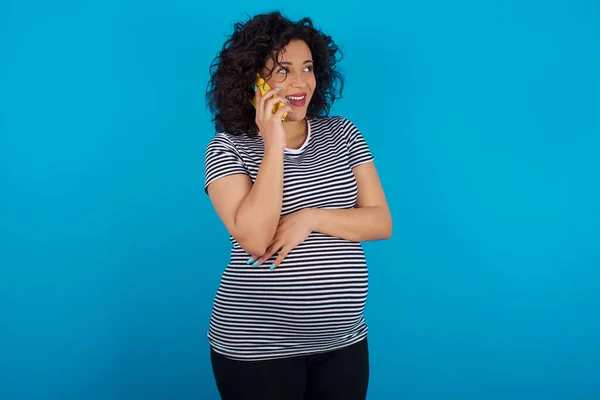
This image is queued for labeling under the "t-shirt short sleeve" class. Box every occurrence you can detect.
[204,134,249,193]
[343,117,374,168]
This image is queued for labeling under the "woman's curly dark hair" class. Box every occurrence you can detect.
[205,11,344,136]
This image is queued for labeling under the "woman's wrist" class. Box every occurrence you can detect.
[301,208,320,232]
[263,141,286,155]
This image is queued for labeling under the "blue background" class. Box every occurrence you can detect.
[1,1,599,399]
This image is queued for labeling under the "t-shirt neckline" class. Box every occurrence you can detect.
[257,119,312,155]
[285,119,311,154]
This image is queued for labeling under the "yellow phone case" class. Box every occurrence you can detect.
[251,73,288,121]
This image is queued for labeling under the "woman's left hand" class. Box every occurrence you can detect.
[253,208,317,269]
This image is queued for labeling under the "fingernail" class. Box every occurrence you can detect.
[246,257,253,265]
[274,87,282,91]
[254,85,258,92]
[269,264,275,270]
[284,98,290,103]
[252,261,259,267]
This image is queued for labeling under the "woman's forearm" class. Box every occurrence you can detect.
[235,148,284,254]
[310,206,392,242]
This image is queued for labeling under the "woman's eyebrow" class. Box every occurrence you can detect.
[279,59,314,66]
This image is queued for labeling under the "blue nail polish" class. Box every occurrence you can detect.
[274,87,282,91]
[269,264,275,270]
[252,261,259,267]
[246,257,253,265]
[254,85,257,92]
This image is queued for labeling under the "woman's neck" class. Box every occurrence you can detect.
[283,119,308,149]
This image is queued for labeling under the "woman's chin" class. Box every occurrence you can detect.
[285,110,306,122]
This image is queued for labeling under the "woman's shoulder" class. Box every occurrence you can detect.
[310,115,350,127]
[206,130,261,153]
[309,115,361,140]
[206,116,360,152]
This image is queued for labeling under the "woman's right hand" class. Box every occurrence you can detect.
[254,88,291,151]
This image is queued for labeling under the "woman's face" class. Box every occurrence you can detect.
[263,40,317,122]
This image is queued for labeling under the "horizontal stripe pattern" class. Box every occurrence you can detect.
[204,116,374,361]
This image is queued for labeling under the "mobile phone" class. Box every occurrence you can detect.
[251,74,288,122]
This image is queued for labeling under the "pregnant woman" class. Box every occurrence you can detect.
[203,11,392,400]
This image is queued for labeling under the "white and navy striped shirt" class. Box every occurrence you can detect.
[204,116,374,361]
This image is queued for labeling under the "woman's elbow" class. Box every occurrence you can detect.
[382,224,392,240]
[380,212,392,240]
[236,235,269,256]
[231,222,275,256]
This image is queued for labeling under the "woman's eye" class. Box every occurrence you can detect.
[277,66,313,74]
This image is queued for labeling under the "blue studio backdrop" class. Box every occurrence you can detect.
[1,1,599,399]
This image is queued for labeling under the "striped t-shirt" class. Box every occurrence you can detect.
[203,116,374,361]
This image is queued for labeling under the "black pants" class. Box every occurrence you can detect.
[210,338,369,400]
